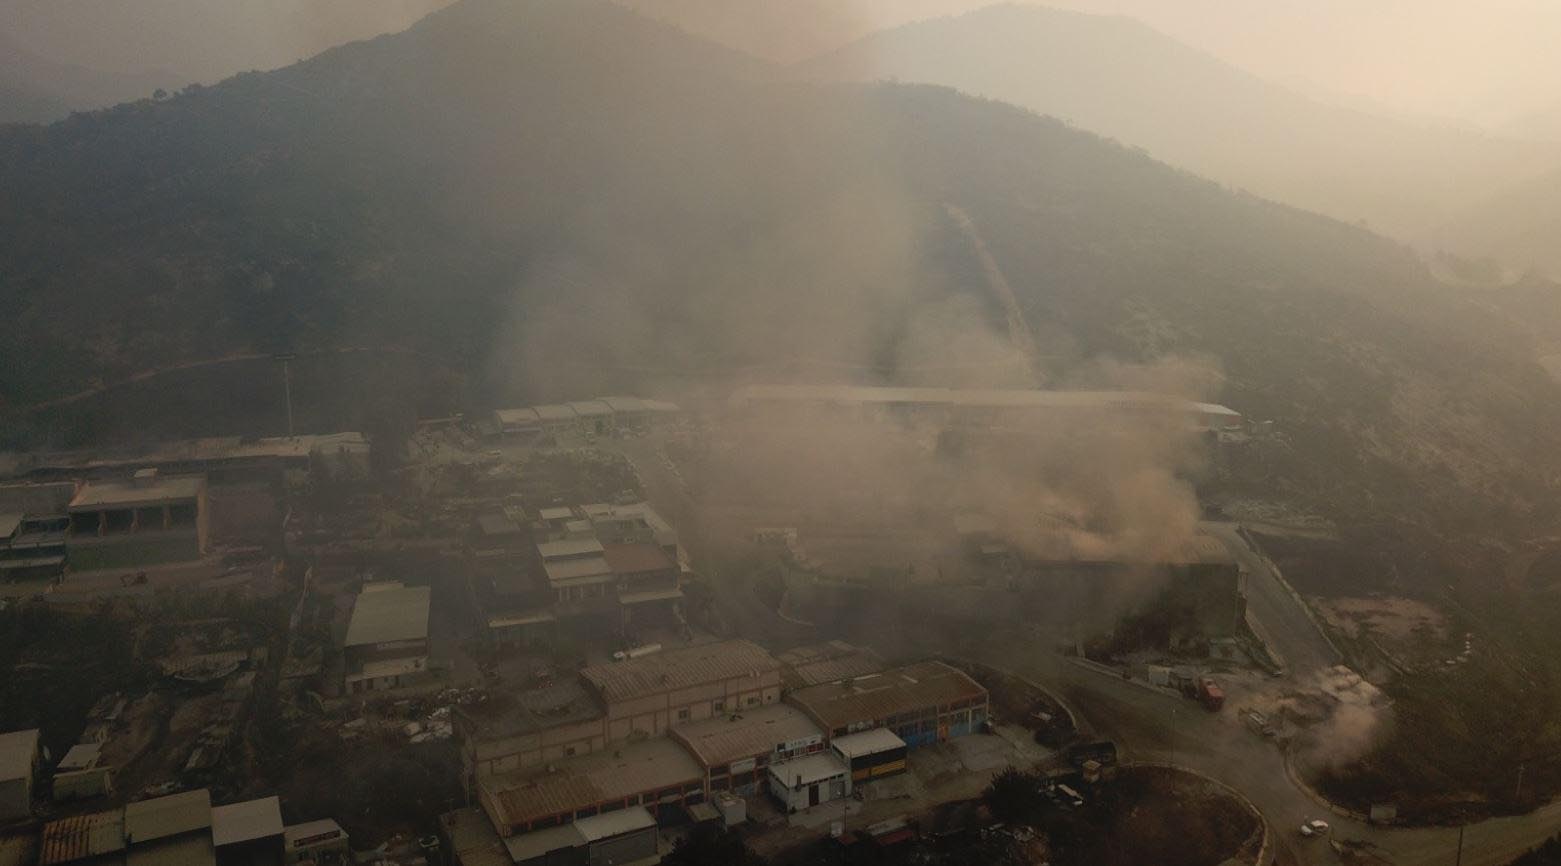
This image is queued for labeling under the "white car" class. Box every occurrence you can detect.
[1299,819,1331,837]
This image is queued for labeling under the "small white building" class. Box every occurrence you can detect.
[283,819,348,864]
[767,751,849,813]
[53,742,113,801]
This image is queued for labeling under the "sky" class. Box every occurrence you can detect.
[3,0,1560,131]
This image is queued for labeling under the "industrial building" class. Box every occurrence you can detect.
[39,808,126,866]
[65,470,208,571]
[458,680,609,790]
[211,796,284,866]
[123,789,215,866]
[830,728,909,784]
[0,482,75,582]
[786,661,989,746]
[0,729,39,821]
[579,641,784,742]
[492,397,680,439]
[776,642,885,689]
[669,704,826,796]
[727,384,1243,432]
[341,581,432,694]
[501,808,660,866]
[0,433,370,486]
[478,737,704,836]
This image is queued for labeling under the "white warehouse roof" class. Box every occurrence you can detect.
[344,583,431,648]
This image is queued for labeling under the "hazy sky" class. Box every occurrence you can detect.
[3,0,1560,130]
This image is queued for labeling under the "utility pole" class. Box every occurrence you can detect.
[273,353,297,436]
[1455,824,1465,866]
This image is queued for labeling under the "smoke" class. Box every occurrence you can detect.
[1246,665,1393,772]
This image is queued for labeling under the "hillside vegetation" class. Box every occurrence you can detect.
[3,0,1561,595]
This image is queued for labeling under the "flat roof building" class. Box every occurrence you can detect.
[670,703,825,797]
[342,582,432,694]
[458,680,608,790]
[123,788,214,866]
[53,743,112,802]
[768,751,850,814]
[580,640,784,743]
[212,795,283,864]
[830,728,909,785]
[0,729,39,821]
[66,471,208,571]
[479,738,704,836]
[281,819,347,865]
[777,641,885,689]
[786,661,989,748]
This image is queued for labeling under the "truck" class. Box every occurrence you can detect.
[1196,677,1225,712]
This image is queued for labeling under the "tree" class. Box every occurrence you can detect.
[663,824,767,866]
[983,767,1047,826]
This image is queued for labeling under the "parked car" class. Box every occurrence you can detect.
[1299,819,1331,837]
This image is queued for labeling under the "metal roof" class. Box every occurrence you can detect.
[572,806,657,842]
[777,642,885,689]
[579,640,781,705]
[830,728,907,758]
[538,507,576,521]
[729,385,1238,420]
[486,738,702,829]
[343,583,431,648]
[786,661,987,733]
[0,513,20,538]
[567,401,614,418]
[211,796,283,847]
[40,810,125,865]
[769,751,847,787]
[671,704,823,769]
[618,588,684,605]
[124,789,212,843]
[495,408,542,426]
[69,474,205,511]
[0,729,37,782]
[537,538,605,561]
[543,556,613,584]
[601,543,672,576]
[532,405,578,422]
[599,397,649,414]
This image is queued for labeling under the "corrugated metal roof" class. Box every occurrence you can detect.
[124,789,211,843]
[40,810,125,864]
[830,728,907,758]
[495,408,542,426]
[572,806,656,842]
[567,401,613,418]
[599,397,649,414]
[786,661,987,733]
[211,797,283,846]
[601,543,671,576]
[0,513,21,538]
[533,405,577,422]
[538,538,605,560]
[671,704,823,769]
[538,507,576,521]
[69,475,204,510]
[777,643,885,689]
[0,729,37,782]
[579,640,781,705]
[487,739,701,829]
[343,584,431,647]
[543,556,613,584]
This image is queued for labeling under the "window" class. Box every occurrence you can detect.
[565,746,577,757]
[713,699,725,713]
[678,707,690,721]
[745,696,759,707]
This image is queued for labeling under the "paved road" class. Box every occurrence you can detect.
[1204,521,1341,678]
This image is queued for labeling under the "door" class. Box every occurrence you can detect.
[809,784,820,807]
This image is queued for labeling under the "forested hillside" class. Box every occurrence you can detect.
[3,0,1561,591]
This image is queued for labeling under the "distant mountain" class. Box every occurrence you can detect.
[0,1,455,123]
[4,0,1561,591]
[0,36,177,124]
[800,3,1556,241]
